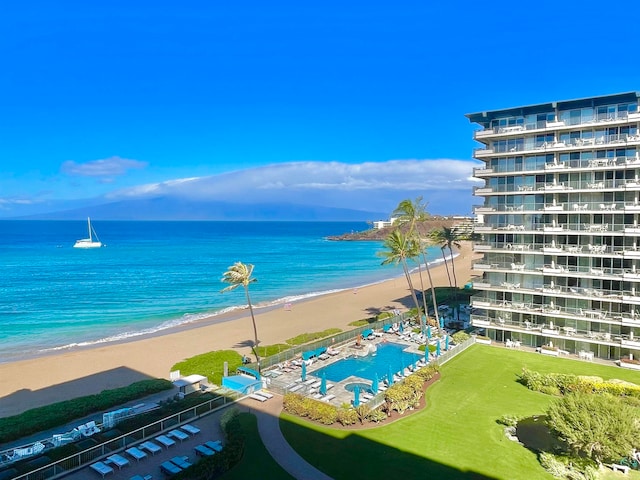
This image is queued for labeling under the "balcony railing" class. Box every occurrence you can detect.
[477,221,640,235]
[474,133,640,158]
[470,262,640,280]
[472,113,636,140]
[470,315,635,347]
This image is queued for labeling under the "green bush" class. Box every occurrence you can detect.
[367,408,387,423]
[336,407,358,426]
[452,331,471,344]
[496,415,519,427]
[0,379,173,444]
[282,393,338,425]
[416,364,439,381]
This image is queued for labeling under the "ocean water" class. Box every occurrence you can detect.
[0,221,442,362]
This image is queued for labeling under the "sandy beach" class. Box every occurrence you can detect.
[0,242,480,418]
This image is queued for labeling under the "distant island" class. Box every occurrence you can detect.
[327,217,462,241]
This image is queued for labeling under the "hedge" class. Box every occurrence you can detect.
[0,379,173,444]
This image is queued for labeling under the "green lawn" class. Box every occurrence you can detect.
[280,345,640,480]
[219,413,294,480]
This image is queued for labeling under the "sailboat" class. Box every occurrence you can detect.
[73,217,103,249]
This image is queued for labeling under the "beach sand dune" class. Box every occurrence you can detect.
[0,243,479,417]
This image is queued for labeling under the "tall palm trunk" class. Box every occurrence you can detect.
[448,245,459,288]
[244,287,260,369]
[441,247,453,287]
[421,251,439,326]
[416,263,429,327]
[401,259,424,331]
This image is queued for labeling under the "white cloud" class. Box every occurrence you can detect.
[61,156,148,178]
[106,158,481,214]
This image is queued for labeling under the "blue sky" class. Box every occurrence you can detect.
[2,1,640,218]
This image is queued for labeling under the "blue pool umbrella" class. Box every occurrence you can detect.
[436,339,441,357]
[424,346,429,363]
[372,373,379,394]
[353,385,360,407]
[388,365,394,385]
[421,315,427,335]
[445,335,449,351]
[399,322,404,333]
[301,362,307,382]
[320,372,327,396]
[439,316,444,329]
[427,325,432,339]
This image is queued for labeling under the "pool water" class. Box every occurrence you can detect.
[311,342,421,383]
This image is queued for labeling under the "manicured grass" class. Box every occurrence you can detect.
[257,343,291,357]
[280,345,640,480]
[286,328,342,346]
[172,350,242,385]
[219,413,294,480]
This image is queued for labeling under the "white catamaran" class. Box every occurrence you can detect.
[73,217,103,249]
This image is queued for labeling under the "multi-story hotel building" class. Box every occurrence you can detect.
[467,92,640,361]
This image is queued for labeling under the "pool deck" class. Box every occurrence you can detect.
[264,334,432,406]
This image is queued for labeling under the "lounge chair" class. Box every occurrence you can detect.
[90,461,114,478]
[168,429,189,442]
[170,456,192,469]
[310,381,321,388]
[289,384,304,392]
[249,393,267,402]
[256,390,274,399]
[195,444,216,457]
[128,475,152,480]
[204,440,224,452]
[125,447,147,462]
[106,453,130,469]
[140,440,162,455]
[155,434,176,448]
[181,423,201,435]
[79,420,101,437]
[321,394,336,402]
[160,460,182,475]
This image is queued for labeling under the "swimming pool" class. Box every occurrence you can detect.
[311,342,421,383]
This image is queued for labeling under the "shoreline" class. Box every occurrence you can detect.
[4,250,455,365]
[0,242,480,417]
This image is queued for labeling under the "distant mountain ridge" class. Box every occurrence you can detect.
[13,197,388,221]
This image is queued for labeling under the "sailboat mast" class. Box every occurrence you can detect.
[87,217,92,242]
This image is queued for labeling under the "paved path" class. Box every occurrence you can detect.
[247,395,333,480]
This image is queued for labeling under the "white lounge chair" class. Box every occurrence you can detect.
[256,390,274,399]
[106,453,129,469]
[125,446,147,462]
[140,440,162,455]
[249,393,267,402]
[168,429,189,442]
[321,394,336,402]
[90,461,114,478]
[181,423,201,435]
[155,435,176,448]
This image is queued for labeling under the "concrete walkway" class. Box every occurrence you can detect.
[247,395,333,480]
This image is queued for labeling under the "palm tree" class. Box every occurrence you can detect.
[430,227,463,288]
[392,197,440,328]
[221,262,261,370]
[378,229,424,331]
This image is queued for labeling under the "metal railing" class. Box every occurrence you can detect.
[12,393,241,480]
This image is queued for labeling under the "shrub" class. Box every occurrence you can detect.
[282,393,338,425]
[286,328,343,346]
[367,408,387,423]
[355,405,371,424]
[497,415,519,427]
[336,407,358,426]
[416,364,439,381]
[0,379,173,444]
[452,331,471,344]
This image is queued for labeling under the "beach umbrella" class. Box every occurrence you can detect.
[424,346,429,363]
[436,339,441,357]
[439,316,444,329]
[301,361,307,382]
[445,335,449,351]
[427,325,432,339]
[319,372,327,396]
[421,315,427,335]
[372,373,379,395]
[399,322,404,333]
[353,385,360,407]
[388,365,394,385]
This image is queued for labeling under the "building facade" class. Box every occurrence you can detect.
[467,92,640,361]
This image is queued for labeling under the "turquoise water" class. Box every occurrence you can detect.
[0,221,444,362]
[311,342,422,383]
